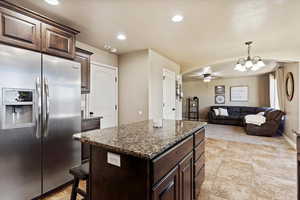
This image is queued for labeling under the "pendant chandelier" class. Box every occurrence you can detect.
[234,41,265,72]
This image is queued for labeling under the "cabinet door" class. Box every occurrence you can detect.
[75,48,93,93]
[0,7,41,51]
[179,153,193,200]
[153,166,179,200]
[42,23,75,59]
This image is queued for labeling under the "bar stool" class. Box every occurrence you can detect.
[69,162,89,200]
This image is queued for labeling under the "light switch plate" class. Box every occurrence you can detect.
[107,152,121,167]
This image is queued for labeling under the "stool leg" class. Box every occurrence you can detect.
[86,178,90,200]
[70,178,79,200]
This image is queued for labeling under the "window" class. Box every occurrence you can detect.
[269,73,280,109]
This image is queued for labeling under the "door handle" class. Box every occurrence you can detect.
[172,108,176,111]
[35,77,42,139]
[44,77,50,138]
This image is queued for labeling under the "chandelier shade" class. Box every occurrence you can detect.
[234,41,265,72]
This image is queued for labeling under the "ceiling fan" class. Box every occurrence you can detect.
[188,67,220,82]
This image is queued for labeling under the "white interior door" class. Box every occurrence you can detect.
[89,64,118,128]
[163,68,176,120]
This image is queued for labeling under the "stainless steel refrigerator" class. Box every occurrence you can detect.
[0,44,81,199]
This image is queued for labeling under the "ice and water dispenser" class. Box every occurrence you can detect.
[1,88,35,129]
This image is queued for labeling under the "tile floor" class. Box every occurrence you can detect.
[43,124,297,200]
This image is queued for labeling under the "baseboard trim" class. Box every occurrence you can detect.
[283,134,296,150]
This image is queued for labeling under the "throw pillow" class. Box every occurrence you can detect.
[219,108,229,116]
[213,109,220,116]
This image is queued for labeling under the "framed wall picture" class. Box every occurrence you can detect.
[230,86,249,102]
[215,85,225,94]
[215,95,225,104]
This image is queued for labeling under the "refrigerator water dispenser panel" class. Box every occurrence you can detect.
[1,88,35,129]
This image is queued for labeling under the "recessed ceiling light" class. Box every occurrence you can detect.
[45,0,60,5]
[117,33,127,40]
[110,48,117,53]
[172,15,184,23]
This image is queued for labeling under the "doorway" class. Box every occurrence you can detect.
[163,68,176,120]
[89,63,118,128]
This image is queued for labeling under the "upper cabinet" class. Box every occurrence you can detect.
[75,47,93,94]
[42,23,75,59]
[0,7,41,51]
[0,1,79,59]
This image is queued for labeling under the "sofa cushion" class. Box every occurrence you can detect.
[228,107,240,115]
[240,107,257,115]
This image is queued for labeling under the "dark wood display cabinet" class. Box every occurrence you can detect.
[75,48,94,94]
[0,0,79,59]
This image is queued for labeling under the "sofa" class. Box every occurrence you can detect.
[208,106,285,136]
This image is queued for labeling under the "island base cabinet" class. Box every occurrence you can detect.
[152,166,180,200]
[88,128,205,200]
[90,146,150,200]
[179,153,194,200]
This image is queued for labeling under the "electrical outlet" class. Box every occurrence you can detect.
[138,110,143,115]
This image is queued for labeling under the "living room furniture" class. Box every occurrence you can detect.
[208,106,285,136]
[245,109,285,137]
[208,106,271,126]
[187,97,199,120]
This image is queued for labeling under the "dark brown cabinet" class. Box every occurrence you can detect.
[0,1,79,59]
[0,7,41,51]
[153,166,180,200]
[75,48,93,94]
[193,129,205,199]
[42,23,75,59]
[89,127,206,200]
[179,153,193,200]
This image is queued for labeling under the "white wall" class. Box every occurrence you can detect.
[118,50,149,125]
[118,49,181,124]
[283,62,299,145]
[149,49,181,120]
[182,75,270,120]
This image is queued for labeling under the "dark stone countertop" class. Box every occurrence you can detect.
[78,120,206,159]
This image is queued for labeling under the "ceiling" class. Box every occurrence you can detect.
[182,59,278,81]
[6,0,300,71]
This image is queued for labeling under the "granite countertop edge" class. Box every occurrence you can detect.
[80,122,206,160]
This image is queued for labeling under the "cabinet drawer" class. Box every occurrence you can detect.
[194,166,205,198]
[0,7,41,51]
[194,128,205,146]
[152,135,193,185]
[194,153,205,176]
[42,23,75,59]
[194,140,205,161]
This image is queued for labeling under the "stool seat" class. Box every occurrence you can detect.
[69,163,89,180]
[69,162,90,200]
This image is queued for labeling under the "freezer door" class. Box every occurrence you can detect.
[0,44,42,199]
[42,54,81,193]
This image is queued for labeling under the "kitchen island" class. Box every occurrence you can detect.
[80,120,206,200]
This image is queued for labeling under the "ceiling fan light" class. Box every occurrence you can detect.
[203,78,211,82]
[256,60,265,68]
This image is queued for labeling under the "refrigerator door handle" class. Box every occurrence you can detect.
[44,77,50,137]
[35,77,42,139]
